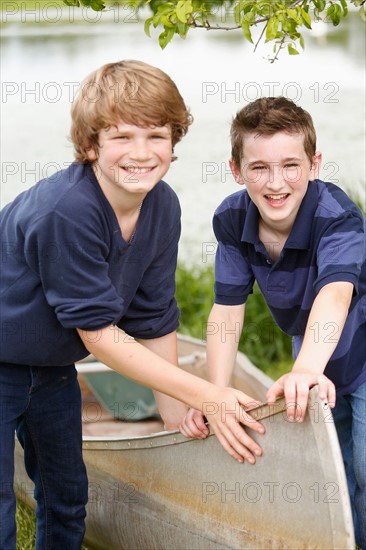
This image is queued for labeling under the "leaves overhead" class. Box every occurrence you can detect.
[61,0,366,61]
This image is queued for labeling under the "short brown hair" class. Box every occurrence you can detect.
[231,97,316,167]
[70,60,193,162]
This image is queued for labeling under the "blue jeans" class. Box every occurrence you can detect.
[332,381,366,549]
[0,363,88,550]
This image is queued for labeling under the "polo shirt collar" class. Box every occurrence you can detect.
[285,181,318,249]
[241,198,260,245]
[241,181,319,250]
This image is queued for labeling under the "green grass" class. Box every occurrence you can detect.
[16,500,36,550]
[176,262,293,379]
[16,500,91,549]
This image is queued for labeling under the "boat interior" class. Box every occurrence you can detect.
[77,341,208,439]
[76,335,271,440]
[79,375,165,438]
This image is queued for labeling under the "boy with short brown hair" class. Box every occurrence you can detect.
[181,97,366,548]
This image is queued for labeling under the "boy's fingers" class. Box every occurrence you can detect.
[293,385,309,422]
[318,377,336,406]
[233,391,266,434]
[238,408,265,434]
[284,376,311,422]
[179,410,209,439]
[267,373,336,426]
[193,413,209,433]
[179,423,204,439]
[282,377,298,420]
[266,379,285,404]
[210,415,263,464]
[221,420,263,464]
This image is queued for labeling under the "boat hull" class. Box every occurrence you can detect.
[14,335,355,549]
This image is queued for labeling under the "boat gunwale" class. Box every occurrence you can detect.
[82,398,288,450]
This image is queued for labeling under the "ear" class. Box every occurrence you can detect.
[229,159,244,185]
[310,151,322,180]
[86,146,97,162]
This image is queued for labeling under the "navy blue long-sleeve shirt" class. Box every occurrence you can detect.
[1,163,181,366]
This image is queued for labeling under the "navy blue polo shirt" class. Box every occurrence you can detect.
[213,180,366,396]
[0,163,181,366]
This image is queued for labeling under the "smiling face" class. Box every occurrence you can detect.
[230,131,322,236]
[87,123,173,203]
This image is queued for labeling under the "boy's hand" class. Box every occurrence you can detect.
[266,372,336,422]
[198,387,265,464]
[179,408,210,439]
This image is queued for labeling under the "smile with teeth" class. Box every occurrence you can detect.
[265,193,289,200]
[122,166,155,174]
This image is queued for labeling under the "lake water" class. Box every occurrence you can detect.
[1,7,365,264]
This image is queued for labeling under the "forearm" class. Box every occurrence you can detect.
[293,281,353,374]
[137,332,188,426]
[206,303,245,387]
[77,325,218,412]
[77,323,267,463]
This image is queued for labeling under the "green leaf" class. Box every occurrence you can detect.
[339,0,349,15]
[240,8,256,42]
[176,20,189,38]
[265,16,279,42]
[314,0,326,11]
[286,8,302,25]
[144,17,153,37]
[301,8,312,29]
[160,14,176,27]
[242,19,254,43]
[288,44,299,55]
[176,0,192,23]
[63,0,80,7]
[360,4,366,21]
[234,2,242,23]
[299,33,305,50]
[326,3,342,25]
[90,0,104,10]
[158,27,175,49]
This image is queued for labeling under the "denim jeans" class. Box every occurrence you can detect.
[332,380,366,549]
[0,363,88,550]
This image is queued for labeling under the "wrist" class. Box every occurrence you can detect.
[291,363,325,376]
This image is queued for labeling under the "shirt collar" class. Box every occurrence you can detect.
[241,198,260,245]
[241,181,319,250]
